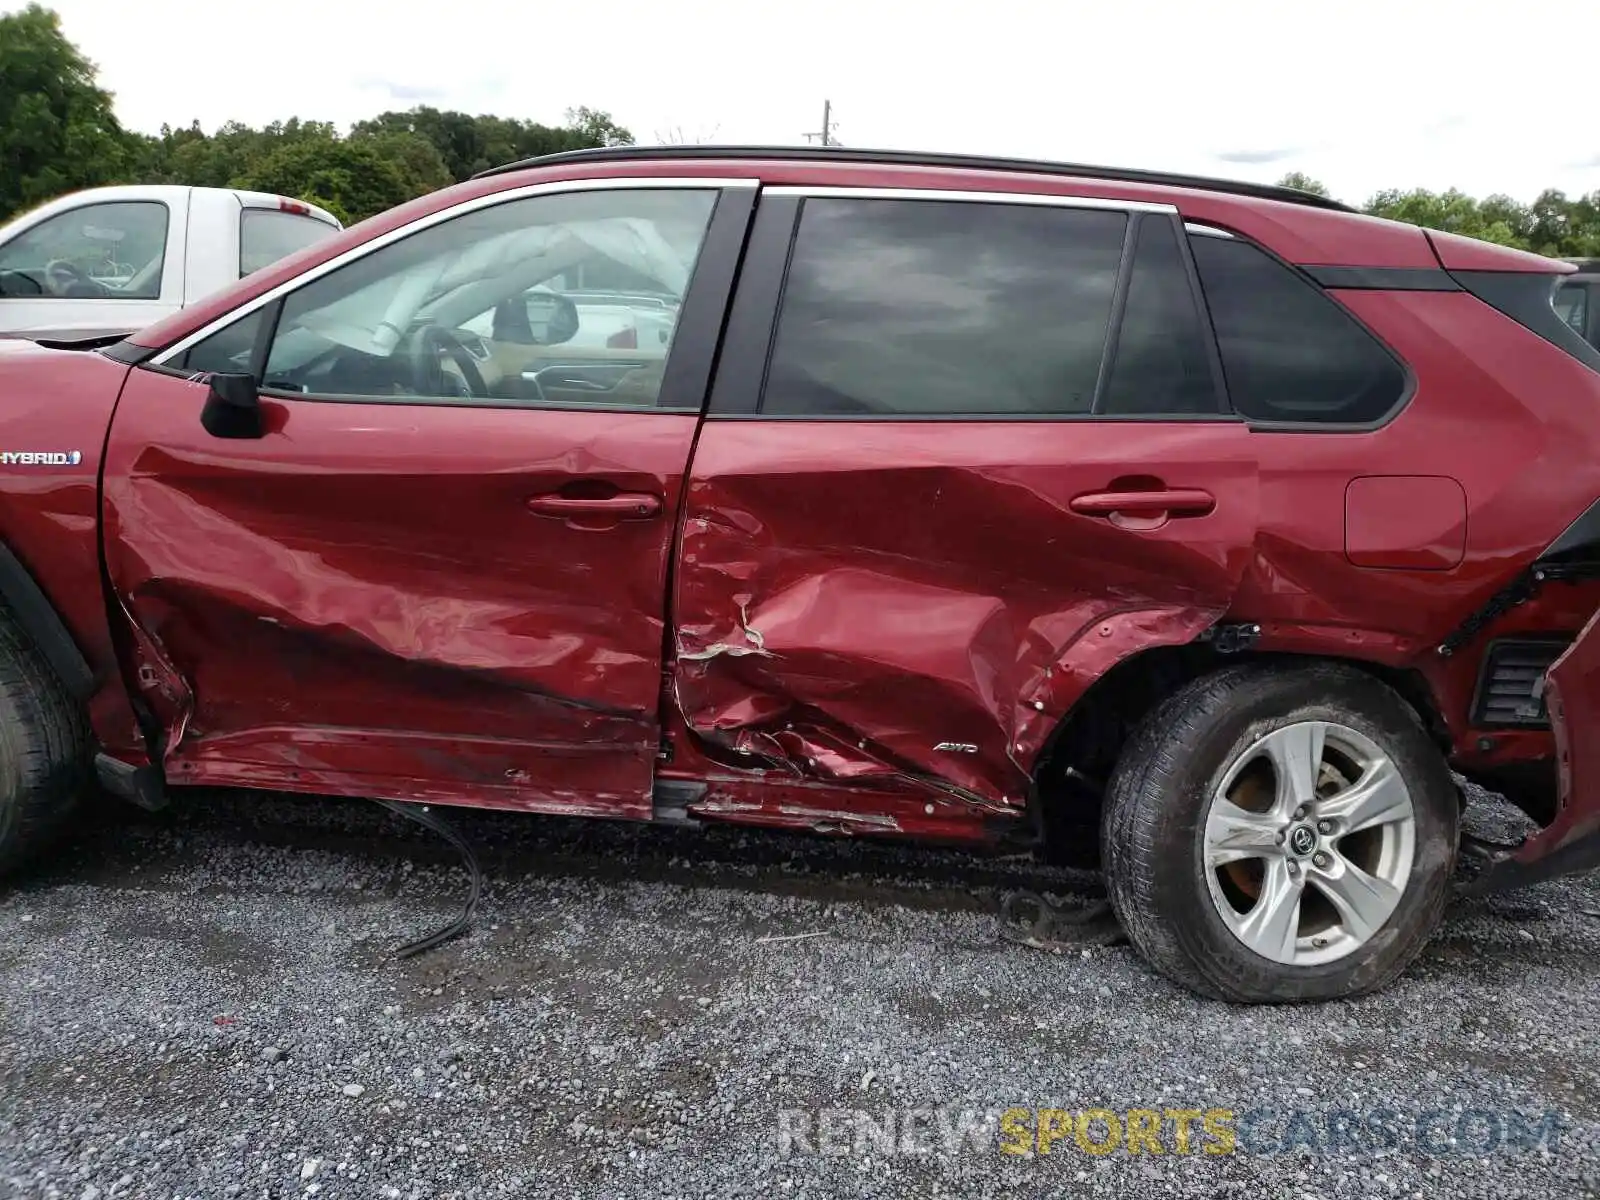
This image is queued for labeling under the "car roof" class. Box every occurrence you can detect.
[472,144,1355,214]
[127,138,1440,354]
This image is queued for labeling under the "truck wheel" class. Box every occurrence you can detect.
[0,610,91,879]
[1101,662,1457,1003]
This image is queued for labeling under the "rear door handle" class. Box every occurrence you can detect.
[526,493,663,519]
[1069,488,1216,519]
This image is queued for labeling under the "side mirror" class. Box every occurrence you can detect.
[200,373,264,439]
[525,292,580,346]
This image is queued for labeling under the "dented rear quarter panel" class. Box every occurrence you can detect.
[1290,289,1600,761]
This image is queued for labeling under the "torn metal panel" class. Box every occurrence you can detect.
[1468,605,1600,892]
[1011,604,1227,761]
[110,585,193,752]
[673,419,1261,809]
[686,775,996,842]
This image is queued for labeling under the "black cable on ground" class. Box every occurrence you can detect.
[373,799,483,959]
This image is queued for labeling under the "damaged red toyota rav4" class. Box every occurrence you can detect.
[2,146,1598,1003]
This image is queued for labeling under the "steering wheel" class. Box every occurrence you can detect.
[410,325,489,399]
[44,259,108,298]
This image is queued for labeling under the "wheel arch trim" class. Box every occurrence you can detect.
[1033,644,1452,801]
[0,544,96,700]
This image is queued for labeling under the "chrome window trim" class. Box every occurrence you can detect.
[151,176,757,365]
[763,185,1176,215]
[1184,221,1236,238]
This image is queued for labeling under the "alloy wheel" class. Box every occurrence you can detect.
[1202,720,1416,967]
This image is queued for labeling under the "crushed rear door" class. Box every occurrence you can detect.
[669,195,1260,818]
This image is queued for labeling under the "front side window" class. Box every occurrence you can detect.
[1188,232,1408,425]
[258,188,717,407]
[0,201,168,301]
[761,198,1127,417]
[240,209,338,277]
[171,308,266,376]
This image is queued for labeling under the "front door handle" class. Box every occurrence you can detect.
[1069,488,1216,519]
[526,493,663,520]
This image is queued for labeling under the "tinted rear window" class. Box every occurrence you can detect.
[1189,233,1409,425]
[762,198,1126,417]
[240,209,336,277]
[1100,217,1221,415]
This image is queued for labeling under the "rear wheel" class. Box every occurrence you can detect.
[1102,662,1457,1003]
[0,610,92,879]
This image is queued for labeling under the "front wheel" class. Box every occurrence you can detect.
[0,609,92,879]
[1101,663,1458,1003]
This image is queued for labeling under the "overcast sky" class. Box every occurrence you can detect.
[32,0,1600,205]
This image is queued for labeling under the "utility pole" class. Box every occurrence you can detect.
[803,100,838,147]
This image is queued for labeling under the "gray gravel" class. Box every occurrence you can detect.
[1,785,1597,1198]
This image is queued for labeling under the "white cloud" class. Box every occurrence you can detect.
[29,0,1600,204]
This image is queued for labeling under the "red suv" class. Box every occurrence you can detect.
[2,146,1597,1003]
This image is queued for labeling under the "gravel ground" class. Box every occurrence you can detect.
[1,785,1597,1199]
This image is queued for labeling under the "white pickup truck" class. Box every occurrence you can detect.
[0,185,342,342]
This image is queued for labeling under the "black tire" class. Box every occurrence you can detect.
[1101,662,1458,1003]
[0,608,92,879]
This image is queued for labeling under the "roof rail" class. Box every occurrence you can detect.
[470,144,1356,213]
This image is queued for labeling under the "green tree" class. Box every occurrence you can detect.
[133,118,338,189]
[1524,188,1591,256]
[0,8,634,223]
[352,107,491,181]
[0,3,137,222]
[1363,187,1528,248]
[1567,192,1600,258]
[233,134,419,225]
[565,106,634,149]
[349,130,453,200]
[352,105,633,183]
[1477,193,1534,245]
[1276,172,1332,199]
